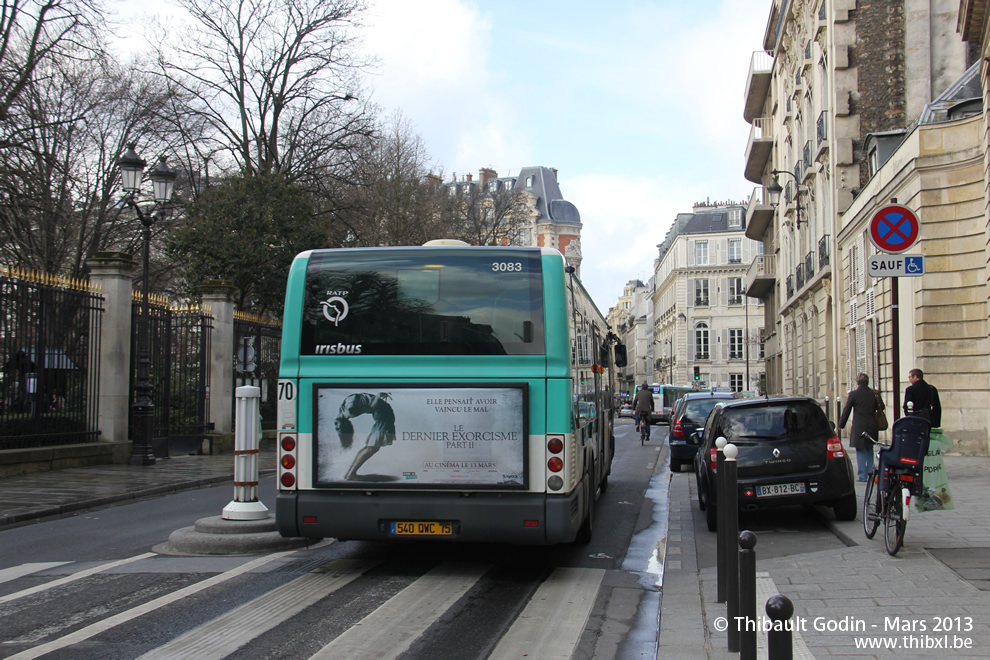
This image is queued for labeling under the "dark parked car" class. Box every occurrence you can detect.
[692,396,857,532]
[669,391,735,472]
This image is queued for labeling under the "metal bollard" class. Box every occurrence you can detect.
[222,386,269,520]
[724,443,740,652]
[739,530,758,660]
[715,436,728,603]
[766,594,794,660]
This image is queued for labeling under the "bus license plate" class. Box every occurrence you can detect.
[757,482,805,497]
[390,521,454,537]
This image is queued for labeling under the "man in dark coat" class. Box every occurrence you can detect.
[633,382,654,441]
[839,373,884,481]
[904,368,941,426]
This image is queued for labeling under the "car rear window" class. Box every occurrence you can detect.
[683,399,722,422]
[721,402,830,441]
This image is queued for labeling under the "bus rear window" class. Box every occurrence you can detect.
[300,248,545,356]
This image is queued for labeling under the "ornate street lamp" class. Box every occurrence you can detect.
[768,169,803,229]
[118,143,176,465]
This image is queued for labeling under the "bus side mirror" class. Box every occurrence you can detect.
[613,344,627,368]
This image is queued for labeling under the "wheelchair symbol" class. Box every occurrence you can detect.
[905,257,923,274]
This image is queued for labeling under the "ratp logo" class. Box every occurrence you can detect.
[320,296,349,326]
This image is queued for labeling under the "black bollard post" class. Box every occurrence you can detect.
[739,530,758,660]
[715,436,727,603]
[766,594,794,660]
[724,443,740,652]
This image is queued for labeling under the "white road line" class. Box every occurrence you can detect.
[5,551,293,660]
[309,562,490,660]
[488,566,606,660]
[138,559,377,660]
[0,553,154,606]
[756,572,815,660]
[0,563,71,586]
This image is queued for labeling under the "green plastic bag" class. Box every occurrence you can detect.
[915,428,954,511]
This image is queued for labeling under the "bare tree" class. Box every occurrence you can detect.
[154,0,375,183]
[0,53,183,277]
[333,111,449,247]
[0,0,106,134]
[447,178,532,246]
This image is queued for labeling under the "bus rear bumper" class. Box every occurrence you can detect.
[276,483,588,545]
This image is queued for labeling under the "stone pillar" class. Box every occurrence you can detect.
[87,252,137,443]
[200,280,238,435]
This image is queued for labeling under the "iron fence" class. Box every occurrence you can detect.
[0,267,103,449]
[130,295,212,457]
[233,311,282,430]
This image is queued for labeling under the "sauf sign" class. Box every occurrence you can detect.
[868,203,924,277]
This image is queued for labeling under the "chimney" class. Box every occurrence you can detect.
[425,173,442,186]
[466,173,473,182]
[480,168,498,187]
[550,168,558,181]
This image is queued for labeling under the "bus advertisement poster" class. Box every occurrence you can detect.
[313,385,527,488]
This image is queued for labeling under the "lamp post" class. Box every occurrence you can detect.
[767,169,803,229]
[118,143,177,466]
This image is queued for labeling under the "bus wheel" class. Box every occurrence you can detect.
[575,473,594,544]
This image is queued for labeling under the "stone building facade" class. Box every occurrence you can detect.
[653,203,766,393]
[743,0,987,454]
[447,167,583,274]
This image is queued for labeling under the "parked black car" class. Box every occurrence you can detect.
[692,396,857,532]
[669,391,735,472]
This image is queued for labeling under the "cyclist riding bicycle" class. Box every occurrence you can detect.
[633,382,654,441]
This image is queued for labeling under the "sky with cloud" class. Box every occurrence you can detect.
[359,0,771,310]
[115,0,772,312]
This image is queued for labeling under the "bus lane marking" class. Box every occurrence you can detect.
[136,558,378,659]
[309,562,490,660]
[0,553,155,606]
[488,566,606,660]
[5,551,293,660]
[0,563,71,586]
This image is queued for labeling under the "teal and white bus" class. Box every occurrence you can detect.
[275,242,624,544]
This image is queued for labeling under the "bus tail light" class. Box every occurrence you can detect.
[547,456,563,472]
[826,436,845,459]
[279,433,297,490]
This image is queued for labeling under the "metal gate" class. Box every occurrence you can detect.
[130,295,213,457]
[0,267,103,449]
[233,311,281,430]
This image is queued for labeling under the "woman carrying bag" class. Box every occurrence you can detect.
[838,373,886,482]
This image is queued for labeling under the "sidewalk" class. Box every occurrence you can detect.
[659,454,990,659]
[0,451,276,530]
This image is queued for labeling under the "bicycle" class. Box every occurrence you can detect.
[861,416,931,555]
[640,416,650,446]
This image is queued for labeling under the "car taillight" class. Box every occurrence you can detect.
[709,447,718,470]
[672,418,685,439]
[826,436,845,459]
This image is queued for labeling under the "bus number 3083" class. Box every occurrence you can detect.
[492,262,523,272]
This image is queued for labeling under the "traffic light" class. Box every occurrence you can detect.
[693,366,700,381]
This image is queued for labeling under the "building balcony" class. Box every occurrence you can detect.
[744,118,773,184]
[745,253,776,299]
[743,51,774,123]
[745,186,774,241]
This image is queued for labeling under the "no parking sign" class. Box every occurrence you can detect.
[869,204,920,254]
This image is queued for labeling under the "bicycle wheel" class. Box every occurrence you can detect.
[884,485,906,555]
[641,421,646,446]
[862,471,880,539]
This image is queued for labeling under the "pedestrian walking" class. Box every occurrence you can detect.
[904,368,942,426]
[838,373,884,482]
